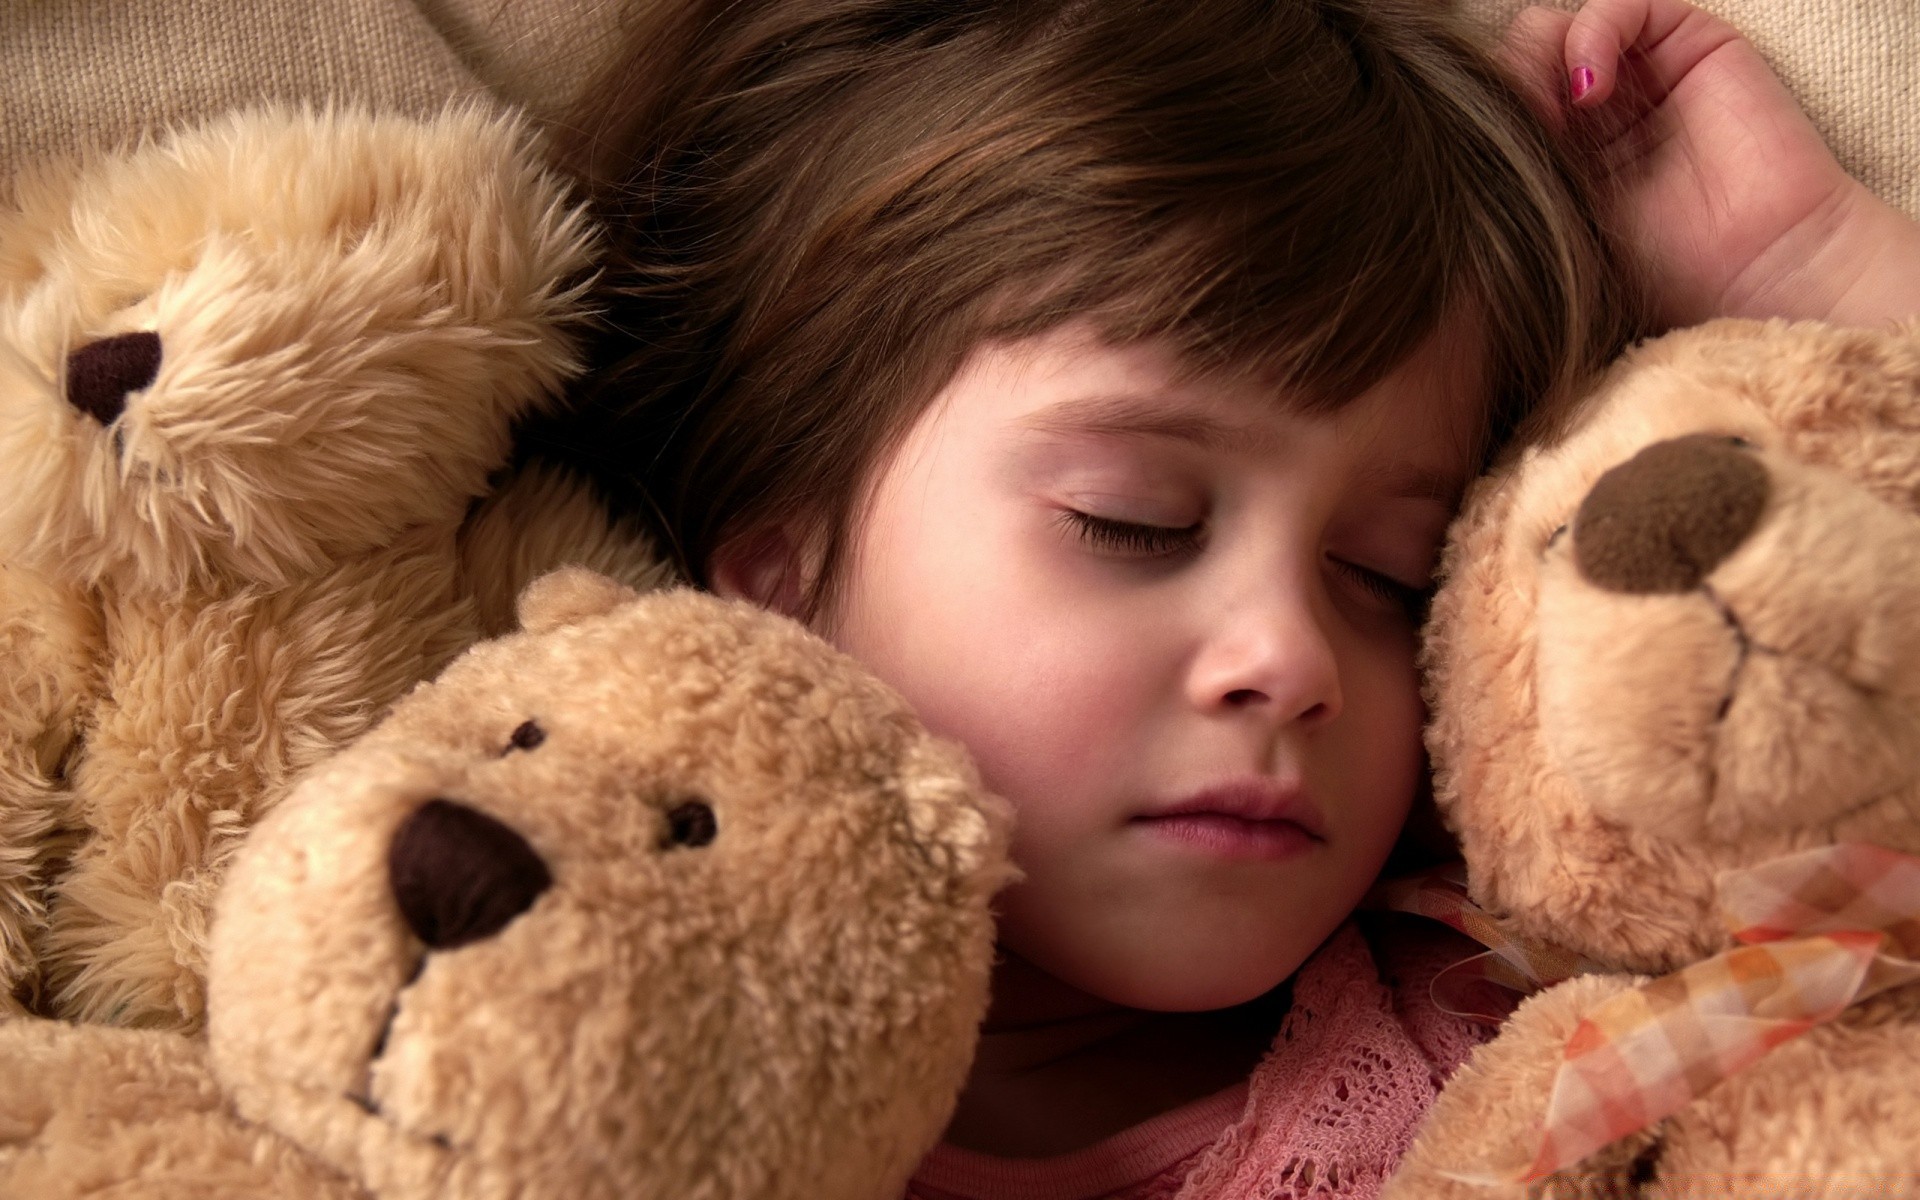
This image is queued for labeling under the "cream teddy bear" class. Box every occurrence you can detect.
[1386,318,1920,1196]
[0,571,1014,1200]
[0,106,665,1031]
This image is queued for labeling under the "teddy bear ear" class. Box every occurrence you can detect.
[516,567,643,633]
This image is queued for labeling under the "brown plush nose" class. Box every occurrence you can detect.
[66,331,162,425]
[388,799,552,950]
[1573,433,1770,594]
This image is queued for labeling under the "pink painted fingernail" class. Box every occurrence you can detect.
[1569,65,1596,102]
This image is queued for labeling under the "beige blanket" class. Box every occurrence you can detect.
[2,0,1915,215]
[0,0,627,183]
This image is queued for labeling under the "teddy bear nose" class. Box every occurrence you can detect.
[1572,433,1770,594]
[388,799,552,950]
[66,330,162,425]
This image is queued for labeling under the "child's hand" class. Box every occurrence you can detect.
[1501,0,1920,329]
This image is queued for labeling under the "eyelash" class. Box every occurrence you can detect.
[1333,560,1432,621]
[1060,510,1202,557]
[1061,510,1432,620]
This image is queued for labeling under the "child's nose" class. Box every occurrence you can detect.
[1185,598,1342,726]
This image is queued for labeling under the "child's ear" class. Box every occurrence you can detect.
[708,523,818,619]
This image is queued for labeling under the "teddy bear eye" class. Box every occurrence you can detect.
[663,799,718,849]
[503,720,546,754]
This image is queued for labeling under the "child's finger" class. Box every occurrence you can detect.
[1496,5,1576,131]
[1563,0,1697,108]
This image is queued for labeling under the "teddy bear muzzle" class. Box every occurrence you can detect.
[1538,433,1920,842]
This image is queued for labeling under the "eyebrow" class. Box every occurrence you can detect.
[1019,391,1282,454]
[1020,391,1466,506]
[1357,459,1466,508]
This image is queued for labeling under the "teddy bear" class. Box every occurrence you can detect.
[0,104,668,1032]
[0,569,1016,1200]
[1383,317,1920,1197]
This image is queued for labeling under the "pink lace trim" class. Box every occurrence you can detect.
[904,919,1485,1200]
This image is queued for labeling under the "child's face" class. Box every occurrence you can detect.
[821,321,1481,1011]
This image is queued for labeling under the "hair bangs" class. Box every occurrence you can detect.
[550,0,1647,611]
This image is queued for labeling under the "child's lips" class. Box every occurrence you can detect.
[1131,777,1328,861]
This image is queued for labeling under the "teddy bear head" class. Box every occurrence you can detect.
[205,570,1015,1200]
[0,104,594,592]
[1424,318,1920,974]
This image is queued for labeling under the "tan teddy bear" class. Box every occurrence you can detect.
[1385,318,1920,1197]
[0,106,666,1032]
[0,571,1015,1200]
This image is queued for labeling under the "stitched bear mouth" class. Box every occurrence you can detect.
[1537,543,1920,840]
[1700,582,1760,724]
[338,979,467,1160]
[342,953,443,1145]
[242,1058,461,1188]
[1696,584,1920,833]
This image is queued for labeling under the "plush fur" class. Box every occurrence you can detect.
[0,1020,362,1199]
[0,106,666,1032]
[0,572,1015,1200]
[1386,318,1920,1197]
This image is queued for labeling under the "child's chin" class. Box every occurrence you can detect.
[1094,946,1309,1014]
[993,888,1325,1012]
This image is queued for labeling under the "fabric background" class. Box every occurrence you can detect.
[0,0,631,192]
[410,0,632,131]
[3,1,1915,217]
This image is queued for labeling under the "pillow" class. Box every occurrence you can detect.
[1,0,480,190]
[0,0,627,188]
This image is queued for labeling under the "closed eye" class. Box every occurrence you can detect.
[1059,510,1203,557]
[1330,558,1431,622]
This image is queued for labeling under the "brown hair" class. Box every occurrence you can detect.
[547,0,1645,620]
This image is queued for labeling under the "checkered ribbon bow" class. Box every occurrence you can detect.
[1515,843,1920,1182]
[1369,846,1920,1182]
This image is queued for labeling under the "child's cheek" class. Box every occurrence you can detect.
[902,594,1146,824]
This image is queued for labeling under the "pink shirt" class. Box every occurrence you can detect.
[905,919,1487,1200]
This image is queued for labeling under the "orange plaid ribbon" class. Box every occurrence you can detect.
[1365,862,1605,1021]
[1515,843,1920,1182]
